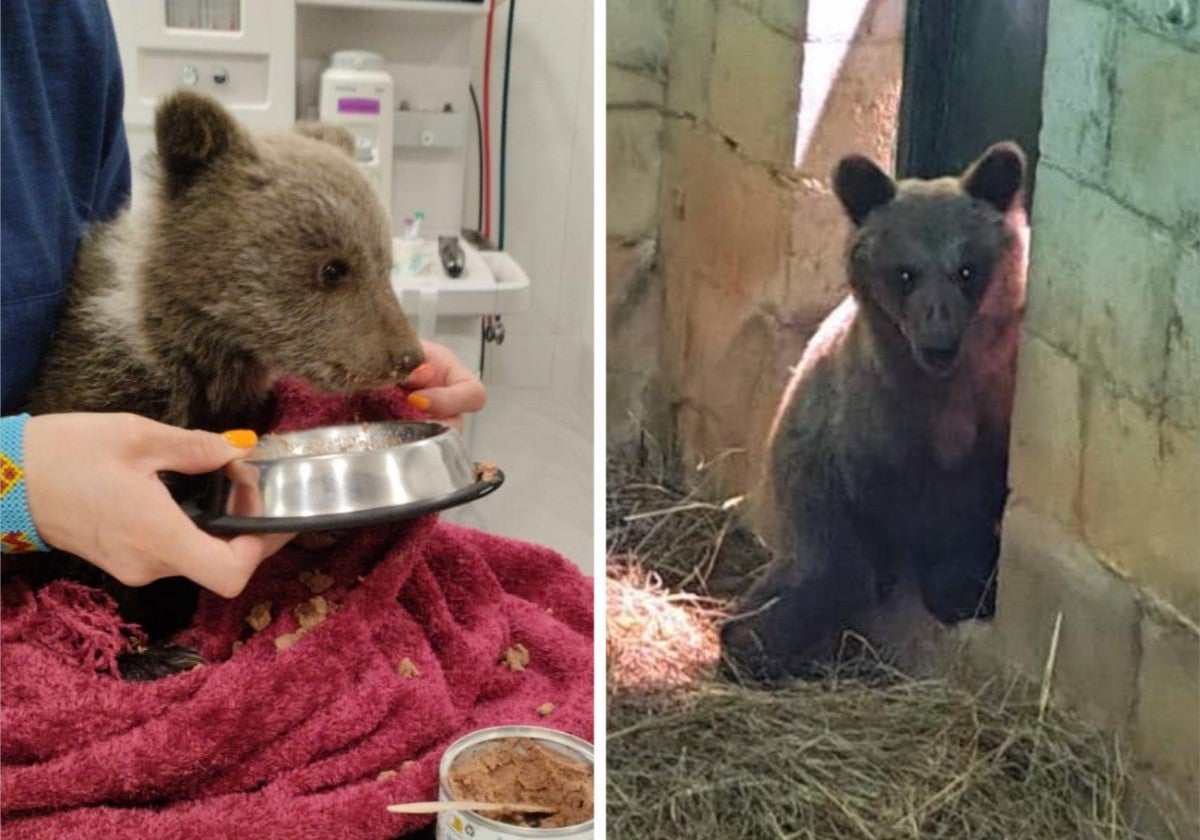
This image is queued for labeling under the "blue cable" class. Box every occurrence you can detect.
[499,0,516,250]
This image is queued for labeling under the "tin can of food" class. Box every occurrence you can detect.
[436,725,594,840]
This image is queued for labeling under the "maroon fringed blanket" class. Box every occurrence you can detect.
[0,380,594,839]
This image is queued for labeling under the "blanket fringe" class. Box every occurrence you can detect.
[5,581,143,677]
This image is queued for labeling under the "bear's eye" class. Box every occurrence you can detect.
[896,268,917,295]
[320,260,350,289]
[957,265,974,284]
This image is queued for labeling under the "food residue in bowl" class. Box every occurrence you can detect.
[447,737,593,829]
[257,424,439,459]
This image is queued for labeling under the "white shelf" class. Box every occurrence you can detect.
[295,0,489,15]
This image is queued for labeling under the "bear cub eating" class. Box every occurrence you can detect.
[722,143,1028,679]
[20,91,425,679]
[29,91,423,428]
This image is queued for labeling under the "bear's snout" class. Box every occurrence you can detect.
[390,346,424,379]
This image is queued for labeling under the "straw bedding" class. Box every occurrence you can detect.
[606,441,1162,840]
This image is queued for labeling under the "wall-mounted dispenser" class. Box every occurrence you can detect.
[318,50,394,210]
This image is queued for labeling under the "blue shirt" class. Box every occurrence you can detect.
[1,0,131,413]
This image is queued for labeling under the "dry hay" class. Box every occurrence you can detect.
[606,564,722,693]
[608,663,1159,840]
[606,444,1165,840]
[607,442,770,595]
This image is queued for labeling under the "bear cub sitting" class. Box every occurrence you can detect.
[723,143,1028,679]
[21,91,425,679]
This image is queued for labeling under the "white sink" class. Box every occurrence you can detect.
[390,237,530,321]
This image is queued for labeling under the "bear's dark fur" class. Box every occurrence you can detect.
[722,143,1028,679]
[21,92,424,679]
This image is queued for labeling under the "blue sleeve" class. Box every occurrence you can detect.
[1,0,132,414]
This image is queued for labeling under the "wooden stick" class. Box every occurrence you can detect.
[387,800,556,815]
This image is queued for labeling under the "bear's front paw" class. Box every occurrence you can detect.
[719,585,844,683]
[117,643,206,681]
[918,566,996,624]
[720,619,790,685]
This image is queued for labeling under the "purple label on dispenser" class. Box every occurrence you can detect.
[337,97,382,115]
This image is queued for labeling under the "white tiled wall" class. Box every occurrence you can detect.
[439,0,594,573]
[462,0,595,419]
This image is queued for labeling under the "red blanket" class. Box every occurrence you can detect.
[0,381,594,839]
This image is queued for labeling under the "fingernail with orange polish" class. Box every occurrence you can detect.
[409,363,434,380]
[407,394,431,411]
[223,429,258,449]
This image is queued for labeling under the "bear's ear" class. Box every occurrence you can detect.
[293,122,357,158]
[962,142,1026,212]
[155,91,253,192]
[833,155,897,226]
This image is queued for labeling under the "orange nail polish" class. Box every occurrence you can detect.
[407,394,431,411]
[409,363,434,379]
[223,429,258,449]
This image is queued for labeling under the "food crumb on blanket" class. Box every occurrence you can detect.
[274,596,332,651]
[295,596,331,630]
[537,702,555,717]
[448,737,592,829]
[298,569,335,594]
[396,657,420,678]
[376,770,397,782]
[274,632,301,651]
[500,643,530,672]
[246,601,273,632]
[0,377,594,840]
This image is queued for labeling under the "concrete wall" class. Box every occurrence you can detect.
[607,0,905,496]
[606,0,673,442]
[984,0,1200,831]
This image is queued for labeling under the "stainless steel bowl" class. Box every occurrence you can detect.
[187,421,503,533]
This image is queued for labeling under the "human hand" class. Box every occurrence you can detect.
[23,413,293,597]
[402,339,487,432]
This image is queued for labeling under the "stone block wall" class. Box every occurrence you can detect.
[658,0,904,506]
[606,0,905,488]
[987,0,1199,831]
[607,0,673,443]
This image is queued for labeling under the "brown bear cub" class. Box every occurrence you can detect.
[29,91,423,428]
[722,143,1027,680]
[22,91,425,679]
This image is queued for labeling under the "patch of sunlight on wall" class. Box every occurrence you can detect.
[794,0,874,168]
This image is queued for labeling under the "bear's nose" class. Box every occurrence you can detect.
[923,299,952,325]
[391,348,424,377]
